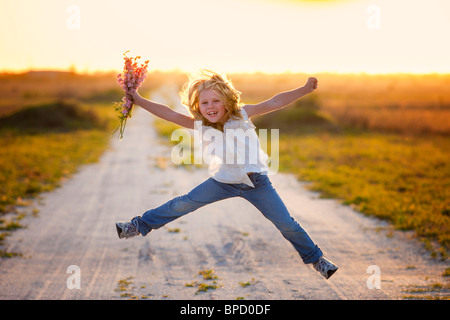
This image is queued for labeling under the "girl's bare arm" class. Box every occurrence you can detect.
[243,77,318,118]
[131,91,195,129]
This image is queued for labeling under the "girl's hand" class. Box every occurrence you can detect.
[130,90,141,104]
[305,77,318,93]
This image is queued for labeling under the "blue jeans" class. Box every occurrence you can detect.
[133,173,323,264]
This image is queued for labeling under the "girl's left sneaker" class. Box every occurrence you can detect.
[313,256,338,279]
[116,220,140,239]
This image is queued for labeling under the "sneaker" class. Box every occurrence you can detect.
[313,256,338,279]
[116,220,140,239]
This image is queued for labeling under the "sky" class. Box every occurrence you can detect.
[1,0,449,74]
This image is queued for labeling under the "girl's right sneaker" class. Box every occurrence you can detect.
[116,220,140,239]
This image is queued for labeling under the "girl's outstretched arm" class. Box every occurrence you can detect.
[244,77,318,118]
[131,91,195,129]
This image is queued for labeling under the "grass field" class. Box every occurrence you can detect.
[0,72,123,250]
[272,127,450,258]
[0,101,115,213]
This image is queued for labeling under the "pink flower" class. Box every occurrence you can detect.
[114,51,149,138]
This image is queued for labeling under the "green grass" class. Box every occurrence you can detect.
[254,104,450,258]
[277,132,449,253]
[0,100,116,214]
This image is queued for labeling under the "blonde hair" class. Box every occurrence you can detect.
[180,69,243,131]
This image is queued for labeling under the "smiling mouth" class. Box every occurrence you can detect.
[207,111,218,116]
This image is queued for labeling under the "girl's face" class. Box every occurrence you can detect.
[198,89,227,123]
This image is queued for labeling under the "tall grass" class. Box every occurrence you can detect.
[272,129,450,258]
[252,97,450,258]
[324,106,450,135]
[233,72,450,136]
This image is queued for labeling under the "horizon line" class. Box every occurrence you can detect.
[2,67,450,77]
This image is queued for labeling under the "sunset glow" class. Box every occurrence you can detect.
[1,0,449,74]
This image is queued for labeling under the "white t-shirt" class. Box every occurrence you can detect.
[197,108,269,187]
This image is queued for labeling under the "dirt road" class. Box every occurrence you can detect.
[0,90,448,300]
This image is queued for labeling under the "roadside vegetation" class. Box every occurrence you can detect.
[257,108,449,258]
[0,72,124,216]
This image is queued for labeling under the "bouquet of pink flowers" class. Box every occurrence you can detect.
[115,51,149,138]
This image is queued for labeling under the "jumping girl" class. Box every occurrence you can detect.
[116,70,338,279]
